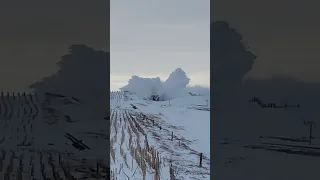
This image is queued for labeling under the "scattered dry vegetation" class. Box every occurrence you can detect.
[110,109,172,180]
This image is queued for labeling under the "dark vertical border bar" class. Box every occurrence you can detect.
[107,0,111,172]
[105,0,111,173]
[1,0,110,179]
[210,1,320,179]
[210,0,214,178]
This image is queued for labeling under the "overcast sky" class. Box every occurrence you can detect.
[0,1,109,92]
[110,0,210,90]
[213,0,320,82]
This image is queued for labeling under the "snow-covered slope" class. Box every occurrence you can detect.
[110,91,210,180]
[0,91,109,179]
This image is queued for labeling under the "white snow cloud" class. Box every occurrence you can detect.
[119,68,210,100]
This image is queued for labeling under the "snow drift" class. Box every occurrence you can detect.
[120,68,210,101]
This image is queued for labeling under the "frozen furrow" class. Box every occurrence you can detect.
[21,151,32,180]
[51,153,68,180]
[40,151,54,179]
[111,92,165,180]
[32,151,42,180]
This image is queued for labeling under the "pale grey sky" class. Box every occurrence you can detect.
[110,0,210,90]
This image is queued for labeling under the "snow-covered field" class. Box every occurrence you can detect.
[0,92,109,179]
[213,87,320,180]
[110,91,210,180]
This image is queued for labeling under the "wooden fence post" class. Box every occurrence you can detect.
[35,92,39,102]
[29,93,33,102]
[309,123,313,145]
[96,162,99,175]
[171,132,173,141]
[304,120,316,145]
[199,153,203,167]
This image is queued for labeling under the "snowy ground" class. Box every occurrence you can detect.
[0,92,109,179]
[213,91,320,180]
[110,91,210,180]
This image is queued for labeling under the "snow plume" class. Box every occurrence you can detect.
[121,76,163,99]
[120,68,210,100]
